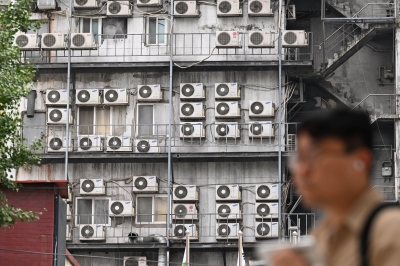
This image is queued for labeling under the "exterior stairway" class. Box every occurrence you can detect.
[317,24,392,79]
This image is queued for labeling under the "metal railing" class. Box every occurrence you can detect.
[67,212,315,243]
[351,94,397,120]
[23,122,300,153]
[21,33,313,64]
[323,2,396,20]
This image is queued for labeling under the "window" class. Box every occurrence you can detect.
[76,197,110,225]
[136,104,169,137]
[81,18,100,44]
[102,18,127,39]
[136,195,168,223]
[146,17,166,45]
[78,106,110,135]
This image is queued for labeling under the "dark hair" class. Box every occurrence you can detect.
[297,109,372,152]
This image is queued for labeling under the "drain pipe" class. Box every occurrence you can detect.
[65,0,73,182]
[135,235,167,266]
[277,0,283,237]
[166,0,175,262]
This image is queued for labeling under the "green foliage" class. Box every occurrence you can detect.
[0,0,44,228]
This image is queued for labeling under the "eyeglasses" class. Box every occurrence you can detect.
[288,150,349,171]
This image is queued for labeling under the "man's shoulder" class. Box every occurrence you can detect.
[371,206,400,235]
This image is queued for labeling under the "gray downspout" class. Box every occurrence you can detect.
[65,0,73,182]
[278,0,283,236]
[136,235,167,266]
[167,0,175,263]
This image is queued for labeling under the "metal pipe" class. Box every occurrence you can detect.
[166,0,175,262]
[278,0,283,237]
[136,235,168,266]
[65,0,73,182]
[186,230,190,265]
[238,230,243,266]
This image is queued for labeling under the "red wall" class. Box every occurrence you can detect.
[0,184,56,266]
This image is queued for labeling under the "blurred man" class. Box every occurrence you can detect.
[272,109,400,266]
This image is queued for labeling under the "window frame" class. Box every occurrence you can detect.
[79,17,102,44]
[77,106,112,136]
[145,16,167,46]
[135,103,155,137]
[135,194,169,224]
[75,197,111,226]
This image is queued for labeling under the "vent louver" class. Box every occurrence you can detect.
[217,185,230,199]
[134,177,148,190]
[174,186,188,199]
[256,223,270,236]
[81,180,95,192]
[81,225,94,238]
[105,89,118,102]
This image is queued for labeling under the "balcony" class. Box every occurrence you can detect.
[22,33,314,69]
[22,123,299,162]
[66,212,315,248]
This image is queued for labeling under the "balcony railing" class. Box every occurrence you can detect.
[23,122,299,153]
[67,212,315,243]
[21,33,313,65]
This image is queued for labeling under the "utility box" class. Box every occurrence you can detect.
[382,161,393,177]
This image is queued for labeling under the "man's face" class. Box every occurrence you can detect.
[292,133,362,208]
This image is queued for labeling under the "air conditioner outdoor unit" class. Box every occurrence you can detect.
[249,122,274,138]
[248,0,272,16]
[215,122,240,139]
[123,257,147,266]
[256,183,279,201]
[255,202,279,219]
[249,101,275,118]
[180,83,205,100]
[216,31,242,48]
[71,33,97,49]
[255,221,279,238]
[77,135,103,152]
[248,31,275,48]
[134,139,160,153]
[42,33,66,49]
[172,224,198,240]
[174,1,200,17]
[107,1,132,17]
[215,101,240,119]
[217,0,241,16]
[215,83,240,99]
[80,179,106,195]
[216,203,242,220]
[137,84,162,101]
[14,34,39,50]
[180,122,205,139]
[37,0,56,10]
[216,223,239,239]
[47,108,72,124]
[47,136,72,152]
[74,0,99,9]
[216,185,241,201]
[132,176,159,193]
[180,103,205,120]
[282,30,308,47]
[106,136,132,152]
[46,89,69,105]
[79,224,105,240]
[76,89,101,105]
[287,134,297,151]
[173,203,198,220]
[137,0,162,7]
[109,201,134,217]
[173,185,199,201]
[103,88,129,105]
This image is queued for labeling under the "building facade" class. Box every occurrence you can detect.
[1,0,398,265]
